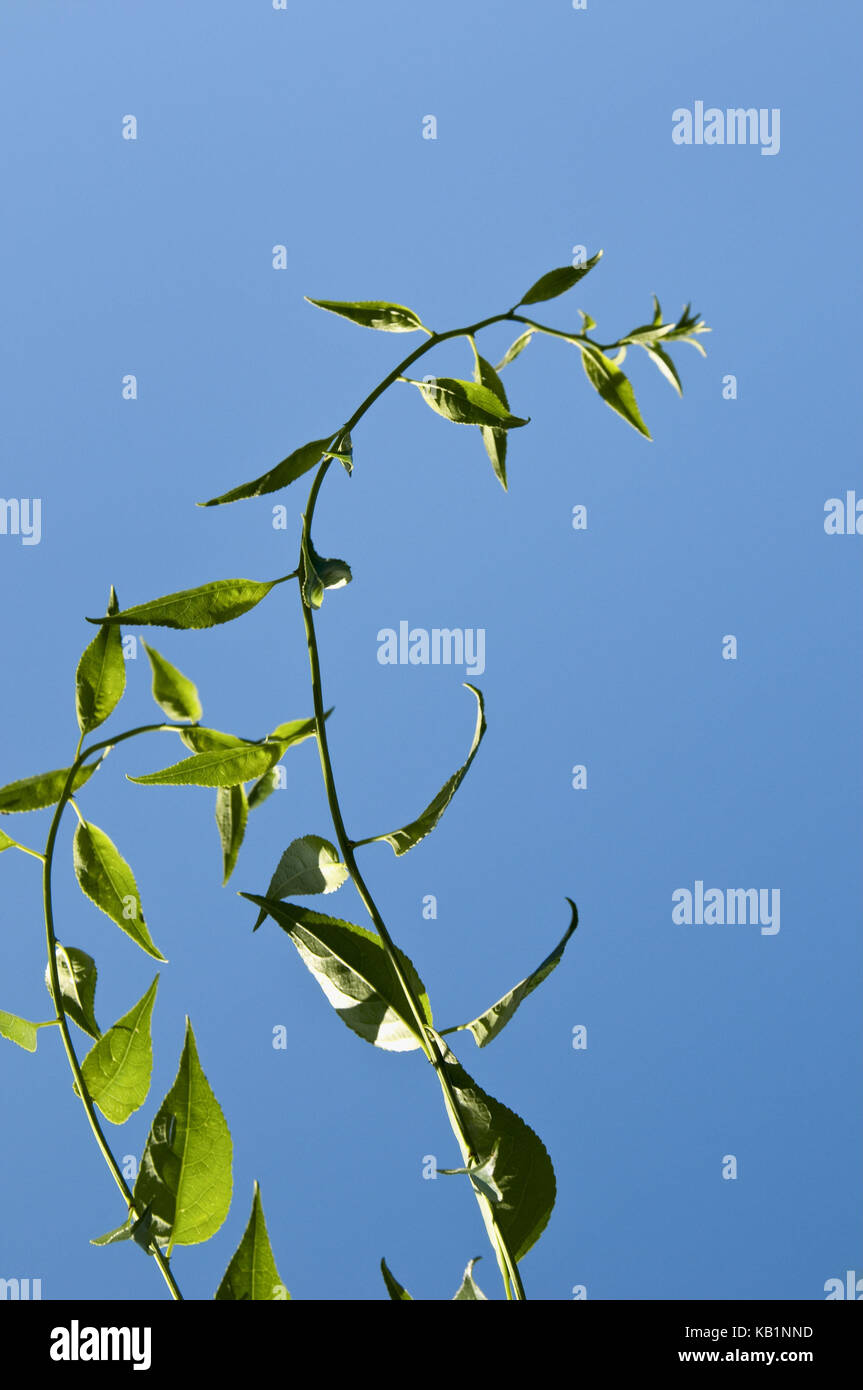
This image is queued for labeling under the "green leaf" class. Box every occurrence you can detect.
[409,376,529,430]
[453,1258,488,1301]
[494,330,534,371]
[177,727,247,754]
[301,534,352,610]
[447,900,578,1048]
[518,251,603,305]
[323,430,353,476]
[216,784,248,885]
[641,341,682,395]
[142,642,202,722]
[128,740,285,789]
[46,944,100,1040]
[91,1217,135,1247]
[215,1182,289,1300]
[246,766,281,811]
[305,298,426,333]
[76,586,125,734]
[243,898,432,1052]
[0,828,17,851]
[580,343,651,439]
[472,352,509,490]
[133,1018,233,1254]
[440,1143,504,1205]
[80,975,159,1124]
[433,1038,556,1263]
[0,1010,49,1052]
[73,821,166,961]
[0,761,96,815]
[246,712,330,810]
[199,437,332,507]
[251,835,348,930]
[380,1258,413,1301]
[355,684,486,856]
[89,577,285,631]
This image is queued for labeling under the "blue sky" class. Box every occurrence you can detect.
[0,0,860,1301]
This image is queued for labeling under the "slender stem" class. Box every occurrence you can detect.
[4,838,46,862]
[41,726,186,1301]
[298,332,530,1296]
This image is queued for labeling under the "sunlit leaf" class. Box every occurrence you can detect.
[76,586,125,734]
[73,821,166,961]
[409,376,528,430]
[579,343,651,439]
[453,1257,488,1301]
[641,342,682,395]
[177,727,247,754]
[133,1018,233,1253]
[215,1183,289,1300]
[355,685,485,856]
[89,577,286,631]
[252,835,348,929]
[244,897,432,1052]
[246,712,330,809]
[216,784,248,885]
[142,642,202,722]
[445,900,578,1047]
[0,762,96,815]
[517,252,602,305]
[494,330,533,371]
[380,1258,413,1301]
[432,1036,556,1262]
[128,740,285,789]
[199,437,332,507]
[80,975,159,1124]
[440,1142,504,1205]
[0,1010,49,1052]
[472,351,509,490]
[305,298,426,332]
[46,944,100,1040]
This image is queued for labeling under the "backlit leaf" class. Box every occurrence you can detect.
[73,821,166,961]
[355,685,486,856]
[199,436,332,507]
[216,784,248,885]
[446,900,578,1047]
[142,642,202,722]
[518,251,602,305]
[380,1258,413,1301]
[133,1018,233,1253]
[305,298,426,332]
[177,727,247,754]
[409,376,528,430]
[128,740,285,789]
[641,341,682,395]
[89,577,285,631]
[244,897,432,1052]
[215,1183,289,1300]
[433,1036,556,1262]
[0,762,96,815]
[46,944,100,1040]
[453,1258,488,1301]
[0,1011,49,1052]
[472,351,509,490]
[495,330,533,371]
[80,975,159,1124]
[580,343,651,439]
[76,586,125,734]
[252,835,348,930]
